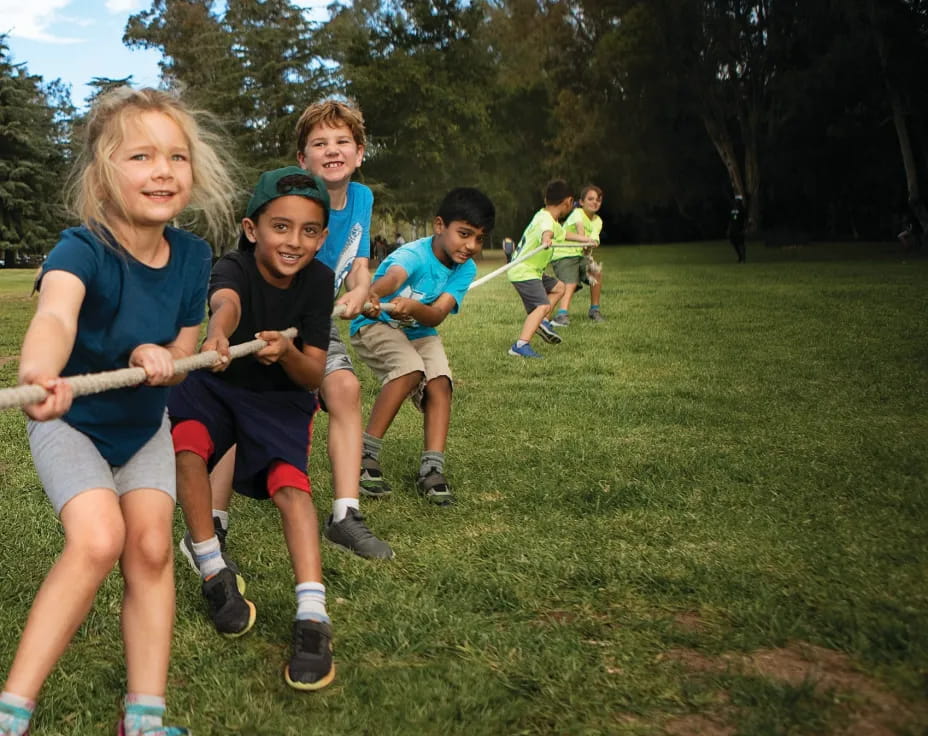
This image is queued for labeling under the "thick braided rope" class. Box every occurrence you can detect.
[0,328,298,412]
[1,249,527,412]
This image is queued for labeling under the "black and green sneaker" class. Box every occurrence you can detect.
[360,456,392,498]
[416,469,455,506]
[202,567,256,638]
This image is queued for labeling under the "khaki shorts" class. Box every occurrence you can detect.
[350,322,452,411]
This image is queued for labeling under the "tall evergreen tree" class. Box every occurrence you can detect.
[0,37,70,265]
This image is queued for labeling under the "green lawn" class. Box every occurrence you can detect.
[0,241,926,735]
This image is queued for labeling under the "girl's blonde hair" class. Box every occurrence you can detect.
[68,86,237,248]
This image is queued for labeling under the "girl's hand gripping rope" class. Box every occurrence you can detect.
[20,375,73,422]
[129,344,177,386]
[360,292,381,319]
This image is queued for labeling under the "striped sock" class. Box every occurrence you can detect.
[362,432,383,461]
[191,535,225,579]
[0,692,34,736]
[420,451,445,477]
[122,694,165,736]
[296,582,329,623]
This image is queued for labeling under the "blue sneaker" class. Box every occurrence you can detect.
[535,319,562,344]
[508,342,543,358]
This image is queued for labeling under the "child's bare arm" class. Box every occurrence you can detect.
[337,257,373,318]
[18,271,84,420]
[370,265,408,299]
[200,288,242,371]
[388,293,457,327]
[254,332,326,391]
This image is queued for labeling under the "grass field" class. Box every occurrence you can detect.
[0,240,926,735]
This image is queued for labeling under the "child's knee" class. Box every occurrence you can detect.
[68,524,125,570]
[425,375,452,398]
[551,280,566,297]
[126,523,173,570]
[321,370,360,410]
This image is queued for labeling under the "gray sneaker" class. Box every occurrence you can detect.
[588,308,605,322]
[179,516,245,593]
[324,508,394,560]
[551,313,570,327]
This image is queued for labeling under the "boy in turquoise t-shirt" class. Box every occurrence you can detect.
[350,188,495,505]
[507,179,579,358]
[551,185,605,325]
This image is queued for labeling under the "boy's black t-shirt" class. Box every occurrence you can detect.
[209,250,334,392]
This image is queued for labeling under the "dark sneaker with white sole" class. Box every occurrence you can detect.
[325,509,394,559]
[535,319,562,344]
[416,469,455,506]
[359,456,392,498]
[202,567,256,637]
[179,516,245,593]
[284,619,335,691]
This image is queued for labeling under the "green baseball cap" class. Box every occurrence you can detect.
[245,166,330,225]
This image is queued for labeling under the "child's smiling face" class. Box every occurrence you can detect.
[297,122,364,190]
[580,189,603,215]
[243,195,328,288]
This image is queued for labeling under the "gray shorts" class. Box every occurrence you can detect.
[27,412,176,516]
[325,323,355,376]
[512,275,561,313]
[552,256,583,285]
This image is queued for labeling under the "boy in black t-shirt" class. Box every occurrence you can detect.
[168,167,340,691]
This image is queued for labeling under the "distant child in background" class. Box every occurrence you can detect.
[350,188,496,505]
[168,167,338,691]
[506,179,575,359]
[502,236,515,263]
[1,86,234,736]
[728,194,746,263]
[551,185,605,325]
[199,99,392,563]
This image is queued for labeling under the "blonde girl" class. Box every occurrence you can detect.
[0,87,234,736]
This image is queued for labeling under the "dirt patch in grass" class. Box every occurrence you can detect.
[662,641,928,735]
[673,611,712,633]
[663,713,735,736]
[0,355,18,368]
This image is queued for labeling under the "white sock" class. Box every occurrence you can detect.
[295,582,329,622]
[331,497,359,523]
[191,535,225,579]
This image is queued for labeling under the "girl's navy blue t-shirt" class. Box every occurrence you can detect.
[39,225,212,465]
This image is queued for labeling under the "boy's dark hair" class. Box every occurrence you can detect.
[544,179,573,205]
[436,187,495,233]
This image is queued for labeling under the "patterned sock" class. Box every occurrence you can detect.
[122,694,165,736]
[331,497,359,523]
[0,692,34,736]
[420,451,445,478]
[362,432,383,462]
[212,509,229,532]
[295,582,329,623]
[191,535,225,579]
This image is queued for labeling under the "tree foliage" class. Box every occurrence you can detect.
[0,36,71,262]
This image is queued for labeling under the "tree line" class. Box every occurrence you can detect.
[2,0,926,261]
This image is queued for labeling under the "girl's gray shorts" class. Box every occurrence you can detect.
[27,412,176,516]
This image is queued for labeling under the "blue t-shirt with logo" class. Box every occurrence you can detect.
[349,236,476,341]
[315,181,372,295]
[39,225,212,465]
